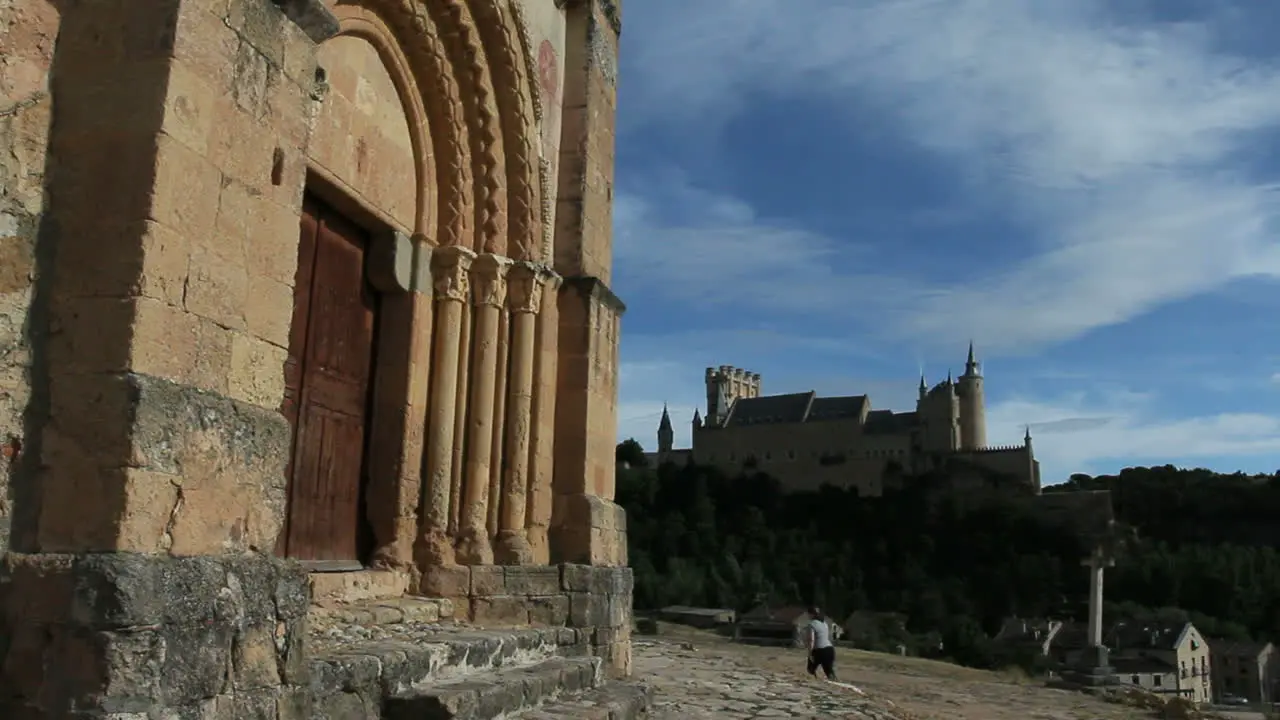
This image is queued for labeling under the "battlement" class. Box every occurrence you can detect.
[956,444,1026,454]
[705,364,762,399]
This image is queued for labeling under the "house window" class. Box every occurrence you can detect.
[1154,676,1162,687]
[1131,675,1140,685]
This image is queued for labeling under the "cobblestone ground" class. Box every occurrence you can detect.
[634,639,910,719]
[632,630,1192,719]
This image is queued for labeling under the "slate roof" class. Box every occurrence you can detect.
[806,395,867,422]
[1106,622,1189,651]
[1113,656,1177,674]
[1209,639,1272,658]
[864,410,918,435]
[724,392,814,427]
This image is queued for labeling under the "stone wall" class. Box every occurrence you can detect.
[0,0,58,553]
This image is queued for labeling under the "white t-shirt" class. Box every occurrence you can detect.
[808,618,833,649]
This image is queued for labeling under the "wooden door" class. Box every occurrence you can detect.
[280,193,377,567]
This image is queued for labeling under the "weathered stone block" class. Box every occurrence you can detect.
[419,564,470,598]
[469,565,505,596]
[1,552,311,714]
[472,595,530,626]
[528,595,570,627]
[503,566,561,596]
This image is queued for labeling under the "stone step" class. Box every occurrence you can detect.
[309,625,592,719]
[382,655,602,720]
[506,682,653,719]
[310,596,456,627]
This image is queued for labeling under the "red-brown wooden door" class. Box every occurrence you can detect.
[280,194,377,568]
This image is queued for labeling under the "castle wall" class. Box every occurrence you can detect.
[692,420,912,496]
[0,0,57,552]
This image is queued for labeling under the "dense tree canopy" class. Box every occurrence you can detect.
[618,451,1280,667]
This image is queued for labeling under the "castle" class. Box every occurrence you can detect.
[651,344,1041,496]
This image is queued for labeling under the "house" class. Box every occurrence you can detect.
[1112,656,1180,695]
[994,617,1063,656]
[1106,622,1213,704]
[736,605,843,648]
[1210,639,1275,704]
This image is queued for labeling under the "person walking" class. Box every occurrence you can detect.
[805,605,838,681]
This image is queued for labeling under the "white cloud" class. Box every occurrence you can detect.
[986,393,1280,480]
[616,0,1280,351]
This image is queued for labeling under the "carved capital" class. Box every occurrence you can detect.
[507,263,544,314]
[431,246,477,303]
[471,254,512,308]
[539,267,564,293]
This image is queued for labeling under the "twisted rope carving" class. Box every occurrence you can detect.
[470,0,542,262]
[431,0,507,255]
[375,0,474,247]
[508,0,543,124]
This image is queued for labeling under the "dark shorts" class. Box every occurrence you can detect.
[807,645,836,679]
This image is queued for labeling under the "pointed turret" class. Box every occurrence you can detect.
[692,409,702,429]
[1024,425,1032,446]
[918,374,927,401]
[964,340,981,378]
[657,404,674,454]
[957,341,987,450]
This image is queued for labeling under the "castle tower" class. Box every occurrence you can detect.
[657,404,674,455]
[957,341,987,450]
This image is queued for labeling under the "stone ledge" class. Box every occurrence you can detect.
[509,680,652,720]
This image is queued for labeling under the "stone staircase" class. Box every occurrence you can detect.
[308,597,652,719]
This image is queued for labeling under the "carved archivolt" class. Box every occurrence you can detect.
[332,0,543,265]
[470,0,543,262]
[428,0,507,256]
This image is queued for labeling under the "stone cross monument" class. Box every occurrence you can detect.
[1075,543,1117,683]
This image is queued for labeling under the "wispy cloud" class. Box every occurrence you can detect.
[987,393,1280,479]
[617,0,1280,352]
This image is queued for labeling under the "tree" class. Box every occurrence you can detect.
[616,438,647,467]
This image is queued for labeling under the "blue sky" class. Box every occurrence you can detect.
[609,0,1280,483]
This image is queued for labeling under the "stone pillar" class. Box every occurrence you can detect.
[365,240,434,569]
[487,309,511,539]
[551,278,628,567]
[456,254,510,565]
[0,0,335,715]
[417,246,475,569]
[495,263,543,565]
[526,271,562,564]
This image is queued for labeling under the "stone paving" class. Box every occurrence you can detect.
[633,639,910,719]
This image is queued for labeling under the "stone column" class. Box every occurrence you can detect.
[525,270,562,564]
[456,254,510,565]
[495,263,542,564]
[417,245,475,568]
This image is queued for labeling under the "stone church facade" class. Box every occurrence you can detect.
[655,345,1041,496]
[1,0,633,716]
